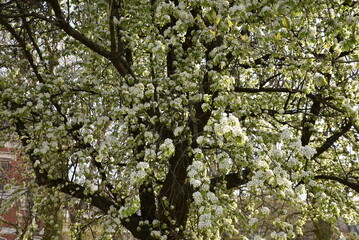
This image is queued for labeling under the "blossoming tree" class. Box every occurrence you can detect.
[1,0,359,239]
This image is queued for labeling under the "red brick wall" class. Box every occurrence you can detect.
[1,147,23,240]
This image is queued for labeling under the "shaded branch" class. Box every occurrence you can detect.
[235,53,272,69]
[234,87,301,94]
[46,0,111,58]
[210,168,251,191]
[139,182,156,221]
[301,97,321,146]
[37,174,116,212]
[244,40,359,64]
[109,0,117,55]
[45,0,133,79]
[312,119,352,159]
[17,3,45,62]
[315,175,359,193]
[0,16,44,83]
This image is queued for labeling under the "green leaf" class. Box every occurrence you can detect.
[209,9,217,22]
[215,16,221,25]
[241,34,250,43]
[281,16,292,29]
[227,19,233,28]
[275,32,281,42]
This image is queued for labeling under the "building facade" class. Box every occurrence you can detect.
[0,143,19,240]
[0,142,42,240]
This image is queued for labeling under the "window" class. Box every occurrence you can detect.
[0,158,10,192]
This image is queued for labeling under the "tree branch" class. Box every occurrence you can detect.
[301,97,321,146]
[46,0,111,58]
[45,0,132,78]
[234,87,301,94]
[109,0,117,56]
[17,3,45,62]
[0,16,44,83]
[139,182,156,221]
[312,119,352,160]
[315,175,359,193]
[210,168,251,191]
[244,40,359,64]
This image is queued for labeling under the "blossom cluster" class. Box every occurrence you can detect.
[214,115,244,138]
[158,138,175,159]
[187,160,204,188]
[217,152,233,173]
[130,161,150,185]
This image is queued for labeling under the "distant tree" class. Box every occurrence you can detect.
[1,0,359,239]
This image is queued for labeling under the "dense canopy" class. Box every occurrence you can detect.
[1,0,359,239]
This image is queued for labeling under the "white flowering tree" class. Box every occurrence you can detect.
[1,0,359,239]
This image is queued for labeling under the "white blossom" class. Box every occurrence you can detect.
[34,160,41,167]
[280,128,291,140]
[190,178,202,188]
[253,235,265,240]
[214,115,246,141]
[260,207,270,215]
[201,184,210,191]
[144,131,153,140]
[193,148,202,155]
[105,225,115,233]
[150,230,161,238]
[137,169,147,179]
[290,139,302,149]
[214,205,223,216]
[193,191,203,205]
[219,154,232,172]
[190,161,203,171]
[300,145,317,158]
[206,192,218,203]
[137,162,150,169]
[261,6,272,12]
[247,178,264,188]
[144,149,156,161]
[229,4,245,13]
[159,138,175,158]
[248,217,258,226]
[187,169,197,178]
[269,147,283,158]
[271,231,287,239]
[287,157,299,168]
[198,214,212,229]
[313,73,323,80]
[196,136,205,145]
[256,160,269,169]
[174,126,184,136]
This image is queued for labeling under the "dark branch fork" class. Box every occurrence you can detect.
[45,0,135,80]
[0,16,45,83]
